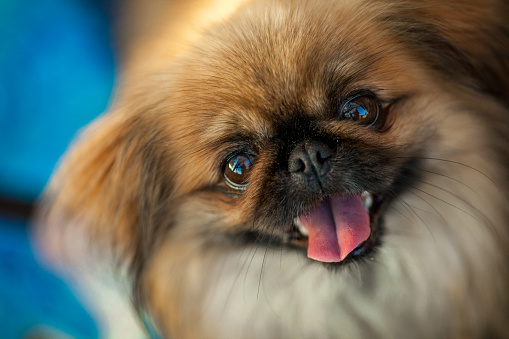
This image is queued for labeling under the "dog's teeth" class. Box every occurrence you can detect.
[362,191,373,212]
[293,217,309,236]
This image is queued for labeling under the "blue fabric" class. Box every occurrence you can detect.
[0,214,99,339]
[0,0,116,337]
[0,0,115,201]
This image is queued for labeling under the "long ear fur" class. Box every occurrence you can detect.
[36,110,174,280]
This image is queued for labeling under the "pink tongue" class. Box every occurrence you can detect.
[298,195,370,262]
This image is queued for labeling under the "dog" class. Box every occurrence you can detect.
[35,0,509,337]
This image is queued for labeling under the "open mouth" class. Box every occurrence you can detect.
[284,191,385,263]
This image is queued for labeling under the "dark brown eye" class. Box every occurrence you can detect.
[340,94,380,127]
[224,153,255,190]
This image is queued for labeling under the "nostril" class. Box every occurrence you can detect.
[290,157,306,173]
[288,150,307,173]
[313,146,332,164]
[288,141,333,175]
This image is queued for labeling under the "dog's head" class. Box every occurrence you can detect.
[38,0,509,337]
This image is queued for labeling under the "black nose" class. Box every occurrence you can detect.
[288,141,333,180]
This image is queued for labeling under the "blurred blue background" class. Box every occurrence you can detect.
[0,0,116,337]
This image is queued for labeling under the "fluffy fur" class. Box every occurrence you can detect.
[35,0,509,338]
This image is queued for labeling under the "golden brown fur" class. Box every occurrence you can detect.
[35,0,509,338]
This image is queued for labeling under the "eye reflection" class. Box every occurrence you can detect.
[224,153,255,189]
[340,94,380,127]
[344,102,369,119]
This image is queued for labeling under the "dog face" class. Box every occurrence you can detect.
[37,0,509,338]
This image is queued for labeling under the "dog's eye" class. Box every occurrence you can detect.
[340,94,380,127]
[224,153,255,190]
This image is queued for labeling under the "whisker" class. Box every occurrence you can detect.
[385,190,420,226]
[221,239,257,314]
[244,244,261,301]
[395,156,499,190]
[386,202,414,224]
[257,223,279,300]
[409,186,478,220]
[416,169,479,197]
[383,189,437,240]
[415,178,494,224]
[397,195,436,241]
[406,190,448,227]
[395,155,503,242]
[257,246,269,299]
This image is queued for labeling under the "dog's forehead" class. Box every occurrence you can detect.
[178,1,393,136]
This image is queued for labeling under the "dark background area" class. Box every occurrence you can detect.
[0,0,117,337]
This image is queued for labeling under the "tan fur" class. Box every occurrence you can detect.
[35,0,509,338]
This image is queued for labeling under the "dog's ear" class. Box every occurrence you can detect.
[383,1,509,99]
[35,110,173,275]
